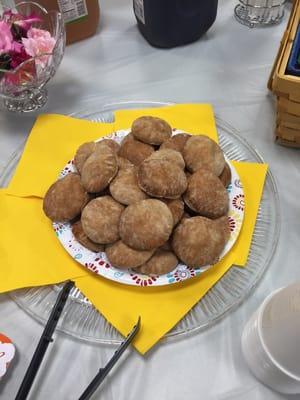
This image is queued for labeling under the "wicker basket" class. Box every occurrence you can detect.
[268,0,300,147]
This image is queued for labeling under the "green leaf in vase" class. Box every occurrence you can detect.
[0,54,12,81]
[0,54,11,69]
[11,23,27,41]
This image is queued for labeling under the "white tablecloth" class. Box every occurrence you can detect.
[1,1,300,399]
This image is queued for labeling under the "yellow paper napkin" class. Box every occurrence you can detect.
[113,103,219,142]
[0,104,268,353]
[73,161,267,354]
[231,161,268,266]
[0,190,89,292]
[75,251,237,355]
[7,114,116,198]
[4,104,268,270]
[6,104,218,199]
[0,160,267,353]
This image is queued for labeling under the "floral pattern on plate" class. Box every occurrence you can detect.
[53,129,245,287]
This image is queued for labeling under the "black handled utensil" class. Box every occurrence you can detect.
[15,280,75,400]
[78,316,141,400]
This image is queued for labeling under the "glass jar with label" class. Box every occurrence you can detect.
[14,0,100,44]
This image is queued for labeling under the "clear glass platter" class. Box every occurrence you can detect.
[1,101,280,345]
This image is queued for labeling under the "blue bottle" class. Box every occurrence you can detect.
[133,0,218,48]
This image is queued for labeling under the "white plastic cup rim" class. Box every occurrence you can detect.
[242,287,300,394]
[256,288,300,383]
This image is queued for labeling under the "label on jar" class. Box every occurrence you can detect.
[133,0,145,24]
[57,0,88,24]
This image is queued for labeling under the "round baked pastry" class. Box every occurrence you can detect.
[119,199,173,250]
[106,240,154,269]
[109,167,147,205]
[184,169,229,219]
[161,198,184,226]
[81,196,124,244]
[96,139,120,154]
[81,147,118,193]
[74,142,96,174]
[146,148,185,169]
[183,135,225,175]
[131,116,172,145]
[72,220,104,253]
[117,156,134,170]
[219,162,232,188]
[172,216,230,268]
[134,249,178,276]
[214,216,231,243]
[138,159,187,199]
[43,173,89,222]
[119,134,154,166]
[160,133,190,153]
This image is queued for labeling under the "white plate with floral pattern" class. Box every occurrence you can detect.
[53,129,244,287]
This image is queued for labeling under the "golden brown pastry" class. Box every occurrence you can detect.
[119,134,154,166]
[109,167,147,205]
[96,139,120,154]
[160,133,190,153]
[43,173,89,222]
[146,148,185,169]
[72,220,104,252]
[81,196,124,244]
[117,156,134,170]
[172,216,230,268]
[183,135,225,175]
[81,147,118,193]
[121,132,135,144]
[131,116,172,145]
[219,162,232,188]
[74,142,96,174]
[184,169,229,219]
[161,198,184,226]
[137,159,187,199]
[134,249,178,276]
[106,240,154,269]
[214,216,231,243]
[119,199,173,250]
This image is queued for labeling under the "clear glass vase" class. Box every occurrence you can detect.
[0,2,65,112]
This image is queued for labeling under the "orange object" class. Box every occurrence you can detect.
[25,0,100,44]
[0,333,15,379]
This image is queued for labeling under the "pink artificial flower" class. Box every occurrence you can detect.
[10,41,23,53]
[0,21,13,54]
[10,47,31,68]
[4,54,36,85]
[22,27,56,67]
[3,10,42,32]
